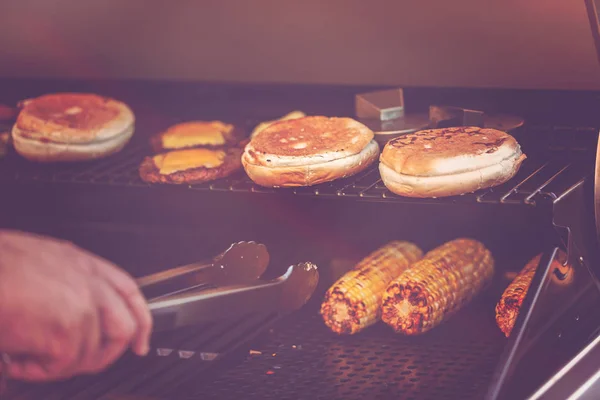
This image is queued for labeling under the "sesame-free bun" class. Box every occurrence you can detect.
[243,116,379,187]
[12,93,134,162]
[379,127,526,198]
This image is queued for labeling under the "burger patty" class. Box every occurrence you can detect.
[139,146,244,184]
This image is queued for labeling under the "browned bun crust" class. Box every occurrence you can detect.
[12,93,134,162]
[149,121,244,153]
[245,116,374,167]
[139,146,243,184]
[379,127,526,198]
[15,93,134,144]
[243,140,379,187]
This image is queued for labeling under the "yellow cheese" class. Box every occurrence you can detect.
[161,121,233,148]
[154,148,226,175]
[251,111,306,138]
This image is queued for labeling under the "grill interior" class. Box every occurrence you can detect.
[1,81,599,400]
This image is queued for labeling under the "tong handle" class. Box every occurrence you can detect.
[137,260,214,300]
[137,241,271,301]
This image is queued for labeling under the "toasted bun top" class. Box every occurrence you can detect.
[250,110,307,138]
[380,127,523,177]
[244,116,374,167]
[15,93,134,144]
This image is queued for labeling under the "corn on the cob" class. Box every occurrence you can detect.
[495,254,540,337]
[381,238,494,335]
[496,250,570,337]
[320,241,423,334]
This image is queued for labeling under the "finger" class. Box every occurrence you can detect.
[5,360,52,382]
[93,279,137,372]
[85,255,152,356]
[73,282,103,375]
[5,354,80,382]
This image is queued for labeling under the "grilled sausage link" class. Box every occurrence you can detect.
[320,241,423,335]
[381,238,494,335]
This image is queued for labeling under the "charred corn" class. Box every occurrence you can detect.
[381,238,494,335]
[496,250,571,337]
[320,241,423,334]
[495,254,540,337]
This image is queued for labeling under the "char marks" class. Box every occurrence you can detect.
[249,116,373,159]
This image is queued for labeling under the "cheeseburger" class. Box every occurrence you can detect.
[139,146,243,185]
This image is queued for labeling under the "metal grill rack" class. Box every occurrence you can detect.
[0,126,595,207]
[3,290,506,400]
[186,304,503,400]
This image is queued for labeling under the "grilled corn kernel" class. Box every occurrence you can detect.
[495,254,539,337]
[320,241,423,335]
[381,238,494,335]
[496,250,570,337]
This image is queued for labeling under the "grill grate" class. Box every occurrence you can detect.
[3,312,281,400]
[0,126,594,207]
[174,295,505,400]
[5,299,504,400]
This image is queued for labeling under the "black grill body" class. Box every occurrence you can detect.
[1,79,599,400]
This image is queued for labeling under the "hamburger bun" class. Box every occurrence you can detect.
[242,116,379,187]
[150,120,243,153]
[379,127,526,198]
[12,93,134,162]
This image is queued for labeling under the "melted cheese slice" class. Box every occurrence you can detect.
[251,111,306,138]
[161,121,234,148]
[154,148,226,175]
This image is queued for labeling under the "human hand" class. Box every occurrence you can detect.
[0,230,152,382]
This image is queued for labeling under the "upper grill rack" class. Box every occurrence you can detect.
[0,125,594,207]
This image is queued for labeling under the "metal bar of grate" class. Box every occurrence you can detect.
[75,320,244,400]
[140,313,281,398]
[13,325,205,400]
[524,164,572,204]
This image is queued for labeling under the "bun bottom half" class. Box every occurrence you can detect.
[243,140,379,187]
[12,124,134,162]
[379,152,526,198]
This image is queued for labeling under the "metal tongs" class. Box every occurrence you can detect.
[137,242,319,332]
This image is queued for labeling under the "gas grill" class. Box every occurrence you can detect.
[1,78,600,400]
